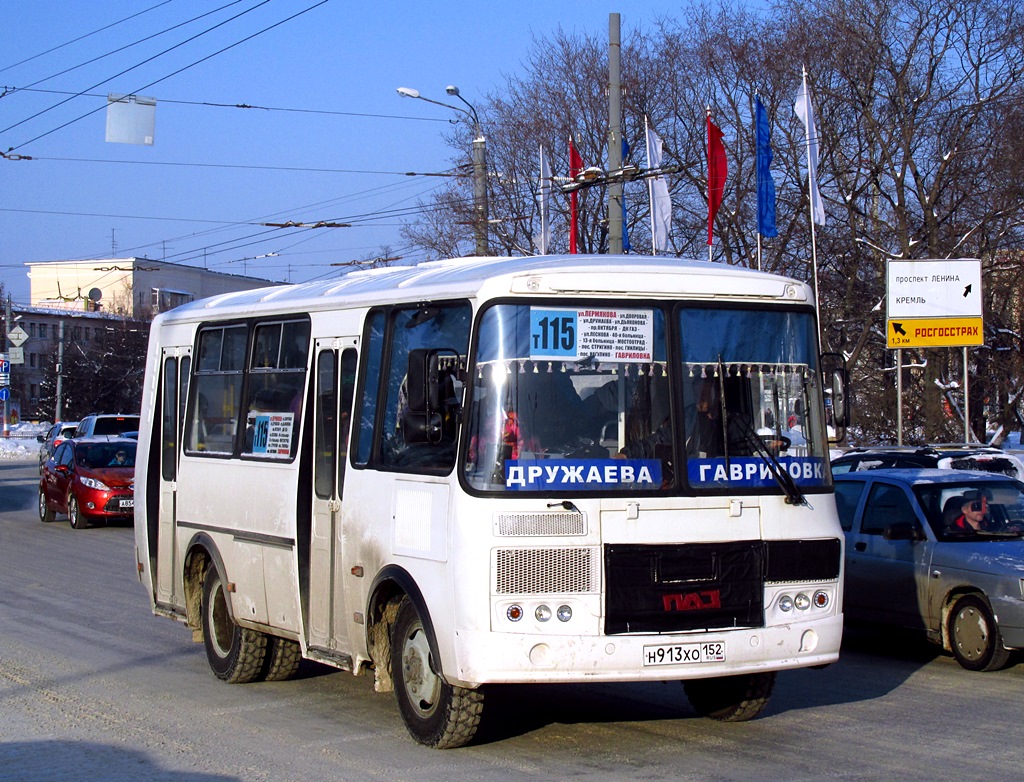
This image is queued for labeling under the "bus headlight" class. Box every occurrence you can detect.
[779,595,794,612]
[813,590,830,609]
[556,605,572,622]
[794,593,811,611]
[535,605,552,622]
[506,605,524,622]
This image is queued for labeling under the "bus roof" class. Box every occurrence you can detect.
[156,254,812,324]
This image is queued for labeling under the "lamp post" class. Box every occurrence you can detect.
[397,85,489,256]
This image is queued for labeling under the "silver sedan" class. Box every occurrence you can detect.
[835,468,1024,671]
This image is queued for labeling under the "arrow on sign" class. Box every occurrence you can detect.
[892,322,906,336]
[963,284,972,297]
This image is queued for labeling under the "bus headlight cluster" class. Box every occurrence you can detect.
[777,590,829,612]
[506,604,572,623]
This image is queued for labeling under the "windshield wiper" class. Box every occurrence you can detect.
[718,356,805,506]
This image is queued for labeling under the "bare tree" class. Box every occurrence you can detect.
[402,0,1024,443]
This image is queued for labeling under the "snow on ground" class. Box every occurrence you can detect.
[0,422,49,461]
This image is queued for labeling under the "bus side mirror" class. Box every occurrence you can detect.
[820,352,850,442]
[404,348,460,445]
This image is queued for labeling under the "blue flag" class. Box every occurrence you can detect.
[755,96,778,238]
[621,137,631,252]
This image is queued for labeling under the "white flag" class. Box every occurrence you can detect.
[645,117,672,253]
[794,72,825,225]
[536,145,553,254]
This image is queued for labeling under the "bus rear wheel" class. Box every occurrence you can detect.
[683,671,776,722]
[391,597,483,748]
[261,636,302,682]
[202,565,267,683]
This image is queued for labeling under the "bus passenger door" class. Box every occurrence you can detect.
[308,339,358,651]
[155,346,191,606]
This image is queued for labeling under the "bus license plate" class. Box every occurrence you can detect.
[643,641,726,666]
[119,498,134,509]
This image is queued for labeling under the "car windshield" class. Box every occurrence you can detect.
[913,481,1024,540]
[75,442,137,469]
[462,302,830,495]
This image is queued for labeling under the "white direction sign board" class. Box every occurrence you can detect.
[886,259,983,348]
[887,259,982,318]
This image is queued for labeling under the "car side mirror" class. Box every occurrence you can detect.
[884,521,924,541]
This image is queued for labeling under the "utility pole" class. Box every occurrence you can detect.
[2,295,10,436]
[607,13,624,255]
[55,320,65,422]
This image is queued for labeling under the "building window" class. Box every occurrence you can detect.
[39,324,48,339]
[151,288,195,315]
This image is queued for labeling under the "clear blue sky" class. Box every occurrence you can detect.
[0,0,695,306]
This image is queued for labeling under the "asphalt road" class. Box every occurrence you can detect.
[1,459,1022,781]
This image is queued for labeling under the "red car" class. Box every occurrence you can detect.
[38,437,136,529]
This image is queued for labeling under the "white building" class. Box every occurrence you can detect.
[25,257,279,319]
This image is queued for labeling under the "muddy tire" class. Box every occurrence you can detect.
[683,671,776,722]
[391,597,483,748]
[201,566,267,683]
[261,636,302,682]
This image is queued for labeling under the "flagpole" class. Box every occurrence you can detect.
[645,116,656,256]
[801,68,821,331]
[754,92,762,271]
[706,107,712,263]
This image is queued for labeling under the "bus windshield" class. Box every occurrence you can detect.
[463,303,830,494]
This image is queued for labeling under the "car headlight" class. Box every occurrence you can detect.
[79,475,110,491]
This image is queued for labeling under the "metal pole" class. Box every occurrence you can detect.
[963,346,969,444]
[896,348,903,445]
[471,133,489,256]
[55,320,65,422]
[2,295,9,437]
[607,13,623,255]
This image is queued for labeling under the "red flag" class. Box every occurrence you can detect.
[569,137,584,254]
[707,115,727,246]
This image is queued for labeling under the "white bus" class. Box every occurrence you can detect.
[134,254,848,748]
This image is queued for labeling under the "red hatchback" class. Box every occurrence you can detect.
[38,437,136,529]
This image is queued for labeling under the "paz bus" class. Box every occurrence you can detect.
[134,254,849,748]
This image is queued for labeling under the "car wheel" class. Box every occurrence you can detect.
[68,494,89,529]
[201,565,267,683]
[391,597,483,748]
[949,594,1011,672]
[683,671,777,722]
[260,636,302,682]
[38,490,55,523]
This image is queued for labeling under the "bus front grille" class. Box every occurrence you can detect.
[493,547,598,594]
[493,511,586,537]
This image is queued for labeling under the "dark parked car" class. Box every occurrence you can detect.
[38,437,136,529]
[36,420,79,473]
[836,468,1024,671]
[831,445,1024,480]
[73,413,141,439]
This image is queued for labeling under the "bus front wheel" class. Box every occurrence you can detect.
[683,671,776,722]
[201,565,267,683]
[390,597,483,748]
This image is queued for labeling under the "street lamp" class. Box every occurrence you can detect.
[397,85,490,256]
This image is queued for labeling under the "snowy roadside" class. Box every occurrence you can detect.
[0,422,49,462]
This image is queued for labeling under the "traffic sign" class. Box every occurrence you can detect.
[0,388,9,402]
[0,359,9,374]
[886,259,983,348]
[8,347,24,364]
[887,316,984,348]
[6,325,28,347]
